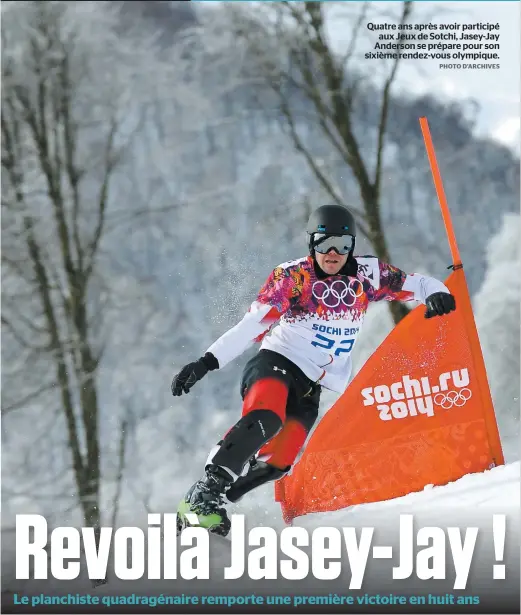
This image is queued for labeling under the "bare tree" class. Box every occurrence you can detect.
[0,1,186,532]
[212,1,414,323]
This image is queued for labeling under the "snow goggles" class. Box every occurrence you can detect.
[312,233,354,255]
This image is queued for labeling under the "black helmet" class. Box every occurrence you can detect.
[307,204,357,236]
[307,204,356,256]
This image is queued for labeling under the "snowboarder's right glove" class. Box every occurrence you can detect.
[171,352,219,396]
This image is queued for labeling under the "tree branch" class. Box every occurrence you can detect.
[110,416,129,530]
[374,1,413,201]
[84,116,118,280]
[24,214,86,490]
[278,90,370,237]
[1,381,57,416]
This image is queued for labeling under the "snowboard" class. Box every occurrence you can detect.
[176,512,232,543]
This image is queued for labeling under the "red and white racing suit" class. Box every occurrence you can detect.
[207,255,449,394]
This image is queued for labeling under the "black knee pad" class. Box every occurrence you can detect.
[209,410,283,478]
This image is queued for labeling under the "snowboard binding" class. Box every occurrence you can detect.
[176,465,233,537]
[176,456,290,538]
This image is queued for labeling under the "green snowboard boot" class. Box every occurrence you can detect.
[177,465,234,537]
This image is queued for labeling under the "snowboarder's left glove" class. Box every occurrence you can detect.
[171,352,219,396]
[425,292,456,318]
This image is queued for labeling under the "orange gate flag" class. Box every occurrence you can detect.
[274,117,504,524]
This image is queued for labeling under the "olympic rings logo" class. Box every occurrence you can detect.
[312,279,363,308]
[434,388,472,409]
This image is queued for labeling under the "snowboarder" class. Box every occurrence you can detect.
[172,204,456,535]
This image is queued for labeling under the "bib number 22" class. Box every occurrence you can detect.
[311,334,354,356]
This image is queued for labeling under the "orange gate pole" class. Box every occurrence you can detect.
[419,117,504,466]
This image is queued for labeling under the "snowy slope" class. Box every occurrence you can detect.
[210,462,519,601]
[236,462,520,604]
[293,461,520,531]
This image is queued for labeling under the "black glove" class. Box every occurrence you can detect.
[425,292,456,318]
[171,352,219,396]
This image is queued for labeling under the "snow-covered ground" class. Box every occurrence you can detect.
[294,460,519,530]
